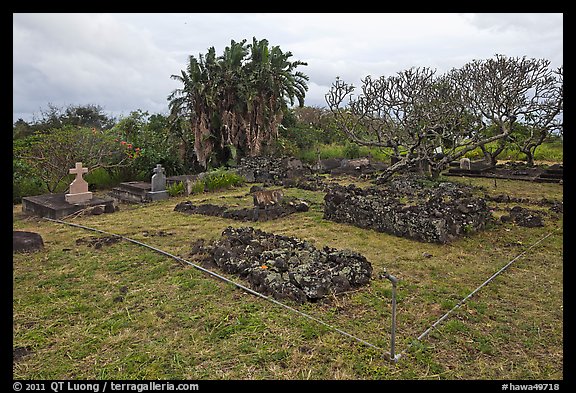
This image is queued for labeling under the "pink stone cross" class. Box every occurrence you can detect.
[70,162,88,178]
[65,162,93,204]
[68,162,89,194]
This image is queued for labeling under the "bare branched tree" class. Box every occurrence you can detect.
[513,65,563,166]
[326,68,498,182]
[452,55,563,166]
[326,55,563,181]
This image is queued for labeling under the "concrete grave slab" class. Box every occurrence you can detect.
[109,164,169,203]
[22,193,115,219]
[109,181,152,203]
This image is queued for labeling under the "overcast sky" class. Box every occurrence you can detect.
[13,13,563,124]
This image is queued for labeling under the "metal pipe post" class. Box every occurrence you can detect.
[390,280,397,361]
[384,272,399,362]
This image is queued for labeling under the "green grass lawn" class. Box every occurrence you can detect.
[13,175,563,380]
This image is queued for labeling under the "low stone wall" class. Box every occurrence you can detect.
[234,156,389,186]
[323,176,493,243]
[193,227,373,303]
[174,198,309,222]
[234,156,311,184]
[312,157,388,176]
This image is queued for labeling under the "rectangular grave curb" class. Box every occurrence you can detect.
[22,193,115,219]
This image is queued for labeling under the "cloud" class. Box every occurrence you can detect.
[13,13,181,120]
[458,13,563,66]
[462,13,562,34]
[13,13,563,123]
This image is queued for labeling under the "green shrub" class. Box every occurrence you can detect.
[343,142,361,159]
[167,181,185,197]
[462,141,563,162]
[320,143,346,159]
[85,167,123,190]
[534,142,563,162]
[202,169,245,192]
[274,137,300,157]
[280,125,324,150]
[360,146,392,162]
[13,158,47,203]
[298,143,393,164]
[188,180,205,195]
[111,111,186,178]
[13,177,46,203]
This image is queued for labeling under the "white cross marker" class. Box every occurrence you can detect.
[65,162,93,204]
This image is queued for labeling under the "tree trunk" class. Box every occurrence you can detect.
[417,159,432,177]
[375,159,410,184]
[521,146,536,167]
[430,167,442,179]
[479,144,492,164]
[480,142,505,167]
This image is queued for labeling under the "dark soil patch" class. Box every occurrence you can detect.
[13,346,34,363]
[189,226,373,304]
[76,235,122,249]
[500,206,545,227]
[142,230,174,237]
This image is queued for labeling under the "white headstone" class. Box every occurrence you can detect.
[65,162,93,204]
[459,157,471,170]
[145,164,169,201]
[151,164,167,192]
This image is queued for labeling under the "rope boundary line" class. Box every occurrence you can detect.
[43,217,389,356]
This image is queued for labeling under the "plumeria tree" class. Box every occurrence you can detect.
[326,68,493,181]
[14,126,133,193]
[450,55,563,166]
[512,65,563,166]
[326,55,563,181]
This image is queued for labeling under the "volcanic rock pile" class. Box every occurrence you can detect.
[234,156,311,184]
[174,197,309,222]
[281,175,336,192]
[324,175,494,243]
[192,226,373,303]
[500,206,545,227]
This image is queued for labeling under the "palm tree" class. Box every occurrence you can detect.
[168,38,309,169]
[243,37,309,156]
[168,49,219,168]
[216,39,250,162]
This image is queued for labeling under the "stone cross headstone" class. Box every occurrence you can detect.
[151,164,167,192]
[459,157,471,170]
[145,164,169,201]
[65,162,93,204]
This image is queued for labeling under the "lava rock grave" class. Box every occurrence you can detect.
[189,226,374,304]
